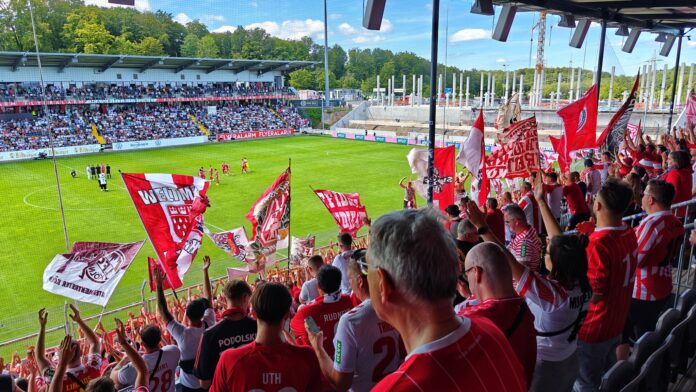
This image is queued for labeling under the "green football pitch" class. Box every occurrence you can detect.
[0,135,418,353]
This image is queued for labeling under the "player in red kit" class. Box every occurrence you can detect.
[221,162,229,176]
[214,169,220,186]
[209,166,213,181]
[290,265,353,359]
[575,179,637,392]
[241,158,248,174]
[198,167,206,180]
[366,209,526,392]
[209,282,322,392]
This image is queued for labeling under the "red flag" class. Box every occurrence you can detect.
[597,74,639,151]
[558,84,598,151]
[121,173,209,289]
[147,256,171,292]
[457,110,485,177]
[246,168,290,259]
[549,136,570,173]
[204,227,250,262]
[433,145,456,210]
[313,189,368,236]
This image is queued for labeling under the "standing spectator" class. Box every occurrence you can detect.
[306,249,403,391]
[155,259,215,392]
[332,233,354,295]
[582,159,602,199]
[505,205,543,272]
[455,219,481,257]
[663,150,692,217]
[299,255,324,305]
[518,182,542,233]
[543,172,563,221]
[575,179,637,392]
[36,306,102,392]
[485,197,506,242]
[194,280,256,389]
[444,204,462,237]
[366,209,526,391]
[618,180,684,359]
[112,325,180,392]
[598,152,613,183]
[209,283,322,392]
[399,177,417,208]
[456,241,538,387]
[290,265,352,358]
[562,172,590,230]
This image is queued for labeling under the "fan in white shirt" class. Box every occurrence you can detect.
[300,255,325,304]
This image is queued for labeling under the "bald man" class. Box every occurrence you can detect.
[457,242,537,387]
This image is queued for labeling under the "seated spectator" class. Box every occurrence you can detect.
[290,265,352,358]
[209,283,322,392]
[366,209,526,391]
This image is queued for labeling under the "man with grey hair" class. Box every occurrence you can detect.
[505,204,542,272]
[456,242,537,387]
[366,209,526,391]
[455,219,480,257]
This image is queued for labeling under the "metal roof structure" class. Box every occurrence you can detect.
[0,52,317,74]
[492,1,696,35]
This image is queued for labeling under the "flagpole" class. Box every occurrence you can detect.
[287,158,292,279]
[427,0,441,206]
[667,31,684,131]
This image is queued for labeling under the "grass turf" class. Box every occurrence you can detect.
[0,135,417,353]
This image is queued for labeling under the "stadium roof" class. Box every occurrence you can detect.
[0,52,317,74]
[492,1,696,35]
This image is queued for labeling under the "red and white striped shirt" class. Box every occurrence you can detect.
[633,211,684,301]
[518,192,542,233]
[579,226,638,343]
[372,316,526,392]
[508,225,542,272]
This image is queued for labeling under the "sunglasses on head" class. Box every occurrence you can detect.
[352,248,368,275]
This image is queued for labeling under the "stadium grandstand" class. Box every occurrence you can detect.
[0,52,313,154]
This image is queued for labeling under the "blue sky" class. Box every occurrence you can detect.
[88,0,696,76]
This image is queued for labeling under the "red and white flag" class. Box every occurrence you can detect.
[627,122,641,140]
[290,236,316,266]
[597,74,639,152]
[246,168,290,265]
[458,110,485,177]
[407,146,456,211]
[558,84,599,152]
[500,116,541,178]
[313,189,368,236]
[43,241,144,306]
[121,173,209,289]
[484,146,509,179]
[205,227,250,262]
[675,91,696,130]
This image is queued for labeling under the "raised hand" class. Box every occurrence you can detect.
[202,255,211,271]
[68,304,81,322]
[533,170,546,202]
[38,309,48,327]
[464,201,487,229]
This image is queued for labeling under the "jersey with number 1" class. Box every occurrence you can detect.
[333,299,403,391]
[578,226,637,343]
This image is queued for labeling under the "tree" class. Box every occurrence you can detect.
[196,35,219,58]
[62,9,114,54]
[186,20,208,39]
[289,68,315,90]
[134,36,164,56]
[110,35,136,55]
[180,33,199,57]
[328,45,347,80]
[240,39,264,59]
[340,74,361,89]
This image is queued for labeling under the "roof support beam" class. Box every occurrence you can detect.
[58,55,79,73]
[100,56,124,72]
[139,58,165,73]
[206,61,233,74]
[174,60,198,73]
[233,62,261,74]
[11,53,28,72]
[590,0,693,8]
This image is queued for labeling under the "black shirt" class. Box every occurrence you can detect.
[456,239,481,257]
[193,316,257,381]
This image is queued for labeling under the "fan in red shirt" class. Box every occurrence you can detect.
[618,180,685,360]
[456,242,537,387]
[485,197,506,242]
[290,265,353,358]
[562,172,590,230]
[662,150,692,217]
[575,178,638,392]
[210,282,322,392]
[366,209,526,392]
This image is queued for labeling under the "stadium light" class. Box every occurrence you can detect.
[363,0,386,30]
[660,34,676,57]
[655,33,667,43]
[622,28,641,53]
[558,14,575,28]
[569,19,591,48]
[470,0,494,16]
[492,4,516,42]
[615,25,629,36]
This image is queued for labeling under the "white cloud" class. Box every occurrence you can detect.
[83,0,150,12]
[328,13,342,21]
[173,13,192,25]
[450,28,491,42]
[688,41,696,48]
[229,19,325,40]
[496,58,507,63]
[338,19,392,43]
[203,14,225,23]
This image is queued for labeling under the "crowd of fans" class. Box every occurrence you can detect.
[3,124,696,392]
[0,111,90,152]
[193,104,308,135]
[0,82,292,102]
[86,105,201,143]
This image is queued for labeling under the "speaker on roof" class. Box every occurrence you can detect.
[471,0,494,16]
[363,0,387,31]
[558,14,575,28]
[569,19,591,48]
[622,28,641,53]
[492,4,517,42]
[660,34,676,57]
[615,25,629,36]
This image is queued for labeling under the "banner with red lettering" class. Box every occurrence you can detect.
[43,241,145,306]
[246,168,290,268]
[121,173,209,289]
[205,227,250,262]
[500,116,541,178]
[313,189,368,236]
[484,146,509,179]
[216,129,294,142]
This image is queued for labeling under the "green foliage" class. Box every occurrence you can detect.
[196,35,219,58]
[180,33,199,57]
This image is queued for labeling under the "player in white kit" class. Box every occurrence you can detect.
[306,249,403,392]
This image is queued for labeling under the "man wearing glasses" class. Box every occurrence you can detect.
[366,209,526,391]
[505,204,543,272]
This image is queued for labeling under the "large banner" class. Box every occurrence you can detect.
[407,146,455,211]
[290,236,315,266]
[501,116,540,178]
[112,136,207,151]
[313,189,368,236]
[0,144,102,162]
[205,227,251,262]
[216,129,294,142]
[246,169,290,268]
[43,241,144,306]
[121,173,209,289]
[0,95,295,108]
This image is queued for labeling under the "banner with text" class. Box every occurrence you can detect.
[112,136,207,151]
[216,129,294,142]
[0,144,102,162]
[313,189,368,236]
